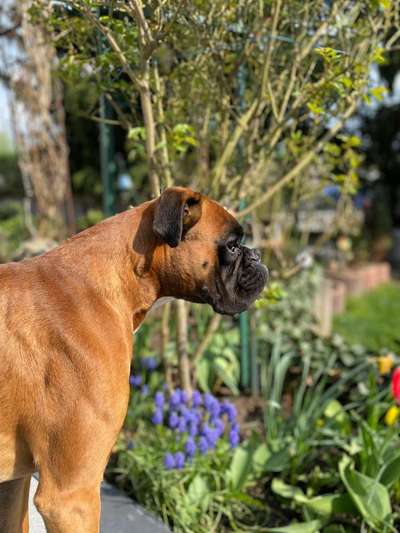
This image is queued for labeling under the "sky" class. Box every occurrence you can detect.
[0,0,15,152]
[0,84,14,150]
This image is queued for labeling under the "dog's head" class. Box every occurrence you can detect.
[151,187,268,315]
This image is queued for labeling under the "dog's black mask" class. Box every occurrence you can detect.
[208,238,268,316]
[153,187,268,315]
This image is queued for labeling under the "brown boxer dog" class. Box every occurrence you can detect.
[0,187,267,532]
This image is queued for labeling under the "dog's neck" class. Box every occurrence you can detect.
[44,203,163,332]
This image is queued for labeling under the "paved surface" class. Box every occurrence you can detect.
[29,476,170,533]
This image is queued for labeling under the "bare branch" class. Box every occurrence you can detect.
[238,99,358,217]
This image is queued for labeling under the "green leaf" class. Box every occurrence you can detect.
[196,357,213,392]
[266,519,322,532]
[264,449,291,472]
[228,445,253,490]
[372,46,386,64]
[370,86,387,102]
[230,490,265,509]
[304,494,355,517]
[307,101,324,115]
[314,47,342,62]
[252,443,271,475]
[271,478,307,503]
[324,399,349,432]
[339,456,391,528]
[214,357,239,394]
[128,127,146,141]
[380,453,400,487]
[187,475,209,506]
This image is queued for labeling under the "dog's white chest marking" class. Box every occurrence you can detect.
[133,297,175,335]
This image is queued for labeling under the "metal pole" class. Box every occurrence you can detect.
[250,313,259,395]
[239,305,250,388]
[239,198,250,389]
[237,60,250,390]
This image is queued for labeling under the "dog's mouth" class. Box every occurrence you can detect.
[209,258,269,316]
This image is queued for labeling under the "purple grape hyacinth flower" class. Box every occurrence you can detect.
[188,420,199,437]
[168,412,179,429]
[141,384,149,397]
[229,428,240,448]
[175,451,185,469]
[180,390,189,405]
[164,453,175,470]
[199,436,208,455]
[192,390,202,407]
[209,401,221,418]
[230,421,240,434]
[170,389,182,409]
[151,409,163,425]
[222,401,237,423]
[177,417,187,433]
[204,392,216,411]
[203,425,218,448]
[185,437,196,458]
[142,357,158,371]
[129,374,142,387]
[213,418,225,437]
[154,391,164,409]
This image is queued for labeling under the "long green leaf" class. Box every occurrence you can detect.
[304,493,355,516]
[380,453,400,487]
[228,445,253,490]
[265,519,322,532]
[339,456,391,529]
[186,475,209,506]
[271,478,307,503]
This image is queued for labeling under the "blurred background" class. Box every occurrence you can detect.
[1,1,400,531]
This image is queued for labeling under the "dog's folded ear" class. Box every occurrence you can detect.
[153,187,202,247]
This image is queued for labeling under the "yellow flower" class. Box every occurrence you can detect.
[377,354,394,375]
[384,405,400,426]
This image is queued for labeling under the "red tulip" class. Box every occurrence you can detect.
[391,367,400,404]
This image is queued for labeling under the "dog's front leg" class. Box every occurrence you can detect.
[35,483,101,533]
[32,379,130,533]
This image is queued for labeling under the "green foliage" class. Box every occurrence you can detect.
[72,167,102,197]
[334,283,400,352]
[261,331,400,530]
[111,269,400,531]
[256,268,368,370]
[196,327,240,394]
[36,0,398,222]
[0,201,29,260]
[115,434,266,532]
[249,269,400,529]
[0,153,23,196]
[76,208,104,230]
[0,133,14,156]
[114,383,268,533]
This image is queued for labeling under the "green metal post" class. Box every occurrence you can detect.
[250,313,259,395]
[239,198,250,390]
[239,310,250,389]
[99,95,116,216]
[237,58,250,390]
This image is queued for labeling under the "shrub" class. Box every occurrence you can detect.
[113,384,267,533]
[334,283,400,352]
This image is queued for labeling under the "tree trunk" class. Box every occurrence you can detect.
[10,0,74,241]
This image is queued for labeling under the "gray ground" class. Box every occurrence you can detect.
[29,476,170,533]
